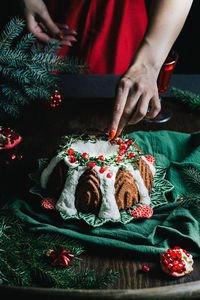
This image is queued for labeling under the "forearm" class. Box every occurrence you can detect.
[130,0,193,75]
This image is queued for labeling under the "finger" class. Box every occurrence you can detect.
[27,14,54,43]
[40,10,61,38]
[116,90,141,135]
[145,96,161,119]
[109,78,131,139]
[56,23,78,35]
[130,94,151,125]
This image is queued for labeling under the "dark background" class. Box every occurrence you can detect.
[0,0,199,74]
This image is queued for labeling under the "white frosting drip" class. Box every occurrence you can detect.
[71,140,118,159]
[56,166,86,216]
[125,164,151,205]
[94,166,120,220]
[40,152,64,189]
[141,156,156,176]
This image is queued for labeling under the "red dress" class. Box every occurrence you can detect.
[47,0,148,74]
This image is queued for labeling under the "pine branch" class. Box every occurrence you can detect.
[171,87,200,111]
[181,166,200,194]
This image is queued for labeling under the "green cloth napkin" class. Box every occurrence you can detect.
[1,130,200,257]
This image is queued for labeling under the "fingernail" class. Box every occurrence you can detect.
[109,130,115,140]
[115,132,120,139]
[57,31,64,40]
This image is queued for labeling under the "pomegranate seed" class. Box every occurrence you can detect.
[69,156,76,163]
[67,148,74,156]
[142,265,150,272]
[89,162,96,168]
[82,152,89,159]
[99,167,106,173]
[98,155,104,161]
[117,138,123,144]
[107,172,113,178]
[128,152,134,158]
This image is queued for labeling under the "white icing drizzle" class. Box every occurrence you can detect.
[56,166,86,216]
[40,152,64,189]
[141,155,156,176]
[124,164,151,205]
[93,166,120,220]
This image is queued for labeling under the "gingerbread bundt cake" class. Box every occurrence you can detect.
[40,134,156,220]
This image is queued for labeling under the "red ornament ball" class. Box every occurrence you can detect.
[82,152,89,159]
[69,156,76,163]
[67,148,74,156]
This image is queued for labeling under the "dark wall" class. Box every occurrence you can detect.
[0,0,199,74]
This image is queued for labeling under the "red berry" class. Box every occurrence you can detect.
[107,172,113,178]
[99,166,106,173]
[82,152,89,159]
[128,152,134,159]
[69,156,76,163]
[117,138,123,145]
[110,140,115,145]
[89,162,96,168]
[178,197,183,202]
[116,156,122,162]
[120,143,128,150]
[98,155,104,161]
[142,265,150,272]
[67,148,74,156]
[119,149,126,155]
[126,139,133,145]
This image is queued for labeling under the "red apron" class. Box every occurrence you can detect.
[47,0,148,74]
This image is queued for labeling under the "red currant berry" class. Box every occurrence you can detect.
[89,162,96,168]
[67,148,74,156]
[119,149,126,155]
[69,156,76,163]
[116,156,122,162]
[99,166,106,173]
[107,172,113,178]
[82,152,89,159]
[178,197,183,201]
[128,152,134,159]
[117,138,123,145]
[98,155,104,161]
[120,143,128,150]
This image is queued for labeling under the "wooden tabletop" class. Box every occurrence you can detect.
[1,75,200,299]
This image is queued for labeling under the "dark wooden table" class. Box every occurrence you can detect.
[1,74,200,299]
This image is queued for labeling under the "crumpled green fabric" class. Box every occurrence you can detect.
[1,130,200,257]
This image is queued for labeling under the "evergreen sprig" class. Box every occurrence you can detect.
[171,87,200,111]
[0,17,88,119]
[181,166,200,194]
[0,215,118,289]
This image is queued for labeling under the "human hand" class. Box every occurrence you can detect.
[22,0,77,46]
[109,64,161,139]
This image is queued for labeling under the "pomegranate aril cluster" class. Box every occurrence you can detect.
[160,247,187,274]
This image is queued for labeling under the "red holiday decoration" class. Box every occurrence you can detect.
[142,265,150,272]
[98,155,104,161]
[110,140,115,145]
[119,149,126,155]
[126,139,133,145]
[128,152,134,159]
[99,166,106,173]
[46,248,75,267]
[160,247,193,277]
[89,162,96,168]
[41,197,57,210]
[67,148,74,156]
[129,204,153,219]
[106,172,113,178]
[144,155,155,166]
[69,156,76,163]
[82,152,89,159]
[116,156,122,162]
[120,143,128,150]
[49,89,62,107]
[117,138,123,145]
